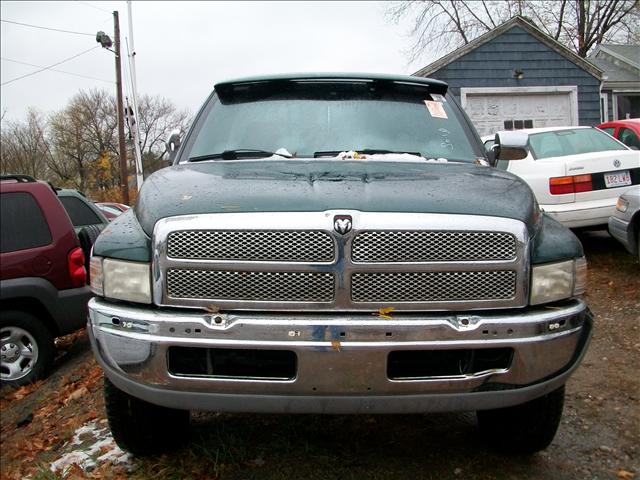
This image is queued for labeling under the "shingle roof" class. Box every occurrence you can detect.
[413,16,603,79]
[589,57,639,83]
[600,45,640,66]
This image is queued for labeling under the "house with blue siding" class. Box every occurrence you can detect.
[413,16,604,137]
[588,44,640,121]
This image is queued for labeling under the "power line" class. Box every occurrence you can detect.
[1,46,100,86]
[1,57,113,84]
[0,19,95,37]
[75,1,112,14]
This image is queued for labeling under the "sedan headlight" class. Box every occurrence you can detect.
[530,257,587,305]
[615,197,629,213]
[90,256,152,304]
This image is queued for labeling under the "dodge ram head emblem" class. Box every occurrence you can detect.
[333,215,353,234]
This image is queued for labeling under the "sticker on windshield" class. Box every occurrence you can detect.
[424,100,448,119]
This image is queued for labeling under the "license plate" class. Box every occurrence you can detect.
[604,170,632,188]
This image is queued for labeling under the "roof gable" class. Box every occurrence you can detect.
[414,16,603,79]
[591,44,640,70]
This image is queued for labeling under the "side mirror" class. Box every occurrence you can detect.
[484,140,497,166]
[494,131,529,161]
[166,129,182,162]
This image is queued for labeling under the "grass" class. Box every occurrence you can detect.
[30,464,62,480]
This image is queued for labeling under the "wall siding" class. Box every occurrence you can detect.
[425,26,601,126]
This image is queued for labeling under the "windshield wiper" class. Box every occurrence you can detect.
[313,149,423,158]
[189,149,293,162]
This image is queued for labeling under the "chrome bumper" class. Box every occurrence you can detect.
[88,297,592,413]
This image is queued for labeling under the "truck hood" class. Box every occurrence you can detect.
[135,160,538,236]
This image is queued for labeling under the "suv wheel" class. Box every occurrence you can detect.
[78,224,104,267]
[477,386,565,454]
[0,311,55,386]
[104,377,190,455]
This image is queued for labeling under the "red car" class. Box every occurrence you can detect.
[96,202,130,221]
[597,119,640,149]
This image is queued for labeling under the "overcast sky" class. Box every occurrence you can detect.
[0,1,434,123]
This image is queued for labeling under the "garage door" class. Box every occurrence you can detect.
[461,87,578,137]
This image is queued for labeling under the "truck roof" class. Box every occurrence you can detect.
[214,72,448,92]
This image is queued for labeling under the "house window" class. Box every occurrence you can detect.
[614,94,640,120]
[504,119,533,130]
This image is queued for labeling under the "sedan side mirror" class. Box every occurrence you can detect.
[494,131,529,161]
[166,130,182,162]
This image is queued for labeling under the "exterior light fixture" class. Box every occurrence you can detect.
[513,69,524,80]
[96,31,113,49]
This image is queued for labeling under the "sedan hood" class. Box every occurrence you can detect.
[135,160,538,236]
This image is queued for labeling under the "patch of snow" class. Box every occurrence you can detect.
[50,450,95,474]
[70,422,107,446]
[50,420,132,475]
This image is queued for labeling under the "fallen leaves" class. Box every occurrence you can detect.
[618,470,636,479]
[1,380,44,407]
[205,304,220,313]
[66,386,90,405]
[1,332,106,480]
[373,306,395,320]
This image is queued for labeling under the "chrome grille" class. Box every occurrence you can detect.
[352,231,516,262]
[154,212,529,311]
[351,271,517,302]
[167,269,334,302]
[167,230,334,262]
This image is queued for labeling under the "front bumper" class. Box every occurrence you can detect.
[608,215,636,254]
[88,297,592,414]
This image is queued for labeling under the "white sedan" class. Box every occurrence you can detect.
[483,126,640,228]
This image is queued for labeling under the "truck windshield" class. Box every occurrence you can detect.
[183,81,479,163]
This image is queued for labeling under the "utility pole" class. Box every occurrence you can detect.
[127,0,144,190]
[114,11,129,205]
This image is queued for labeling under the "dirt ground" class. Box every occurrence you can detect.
[1,230,638,480]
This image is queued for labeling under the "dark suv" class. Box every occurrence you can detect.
[1,175,92,386]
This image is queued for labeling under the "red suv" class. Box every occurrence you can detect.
[1,175,92,386]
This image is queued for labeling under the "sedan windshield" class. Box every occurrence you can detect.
[529,128,627,160]
[183,81,479,163]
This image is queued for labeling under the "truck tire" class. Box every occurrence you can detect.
[78,224,104,267]
[0,310,55,386]
[477,386,565,454]
[104,377,190,455]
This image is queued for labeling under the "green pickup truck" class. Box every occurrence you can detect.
[87,74,592,456]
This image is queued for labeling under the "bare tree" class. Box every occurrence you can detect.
[0,109,53,180]
[388,0,639,62]
[1,89,191,197]
[48,90,117,192]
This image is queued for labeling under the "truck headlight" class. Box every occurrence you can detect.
[90,257,152,304]
[530,257,587,305]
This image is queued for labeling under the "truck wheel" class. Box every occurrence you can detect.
[0,311,55,386]
[104,377,190,455]
[477,386,565,454]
